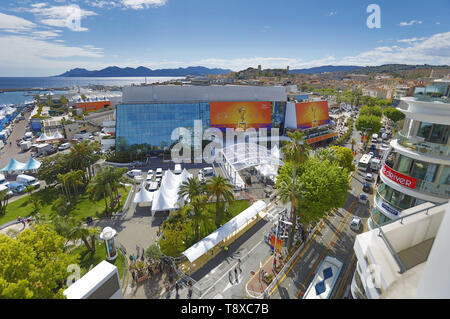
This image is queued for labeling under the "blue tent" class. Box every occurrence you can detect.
[0,158,26,172]
[22,157,41,171]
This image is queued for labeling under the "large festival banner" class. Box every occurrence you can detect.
[210,101,272,131]
[295,101,330,129]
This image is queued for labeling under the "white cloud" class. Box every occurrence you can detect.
[28,3,98,31]
[0,34,104,76]
[32,30,62,39]
[397,37,427,44]
[329,11,337,16]
[398,20,423,27]
[0,12,36,32]
[120,0,168,10]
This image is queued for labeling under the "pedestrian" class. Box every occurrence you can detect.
[175,281,179,295]
[238,258,242,272]
[131,271,136,283]
[188,288,192,299]
[234,267,238,282]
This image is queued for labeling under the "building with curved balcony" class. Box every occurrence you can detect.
[369,77,450,229]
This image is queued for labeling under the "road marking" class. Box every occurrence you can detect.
[295,200,356,299]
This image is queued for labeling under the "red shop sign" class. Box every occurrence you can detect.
[382,164,417,189]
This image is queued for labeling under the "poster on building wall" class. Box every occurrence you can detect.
[210,101,272,132]
[295,101,330,129]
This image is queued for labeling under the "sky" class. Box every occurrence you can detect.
[0,0,449,76]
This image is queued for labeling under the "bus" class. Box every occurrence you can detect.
[303,256,343,299]
[358,154,372,171]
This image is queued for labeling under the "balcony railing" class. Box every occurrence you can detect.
[396,133,450,158]
[375,187,407,216]
[380,164,450,198]
[414,94,449,104]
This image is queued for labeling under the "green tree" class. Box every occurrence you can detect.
[0,189,9,216]
[281,130,311,250]
[68,222,100,253]
[355,115,382,148]
[206,176,235,227]
[0,224,79,298]
[383,107,405,123]
[145,244,163,264]
[329,146,355,173]
[178,177,205,203]
[60,95,69,113]
[359,105,383,117]
[159,220,190,257]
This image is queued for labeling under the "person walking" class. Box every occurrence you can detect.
[234,267,238,283]
[175,281,179,296]
[131,271,136,283]
[238,258,242,273]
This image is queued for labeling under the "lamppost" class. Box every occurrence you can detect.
[272,216,292,270]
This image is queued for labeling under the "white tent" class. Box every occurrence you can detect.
[182,200,267,264]
[36,133,50,142]
[52,131,64,139]
[133,186,154,207]
[151,169,192,214]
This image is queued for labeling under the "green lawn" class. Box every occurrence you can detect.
[71,241,125,280]
[0,185,131,226]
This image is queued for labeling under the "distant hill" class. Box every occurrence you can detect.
[290,65,361,74]
[347,64,450,79]
[57,66,231,77]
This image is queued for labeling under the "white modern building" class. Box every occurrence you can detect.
[369,78,450,229]
[351,200,450,299]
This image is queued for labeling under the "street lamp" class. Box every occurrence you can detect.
[272,216,292,269]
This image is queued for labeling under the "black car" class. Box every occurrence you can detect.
[363,181,372,193]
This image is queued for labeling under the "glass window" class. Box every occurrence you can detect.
[417,122,432,139]
[396,155,413,174]
[439,166,450,185]
[411,161,437,182]
[429,124,449,144]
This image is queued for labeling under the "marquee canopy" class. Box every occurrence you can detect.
[151,168,192,214]
[0,158,26,172]
[220,142,283,172]
[133,186,154,205]
[182,200,267,263]
[22,157,41,171]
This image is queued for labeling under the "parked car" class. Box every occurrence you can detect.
[147,169,154,180]
[58,142,71,151]
[350,217,362,231]
[0,174,9,188]
[126,169,142,177]
[146,181,158,192]
[8,182,26,194]
[365,173,373,182]
[363,181,372,193]
[155,168,163,178]
[358,193,368,205]
[201,167,214,177]
[174,164,182,174]
[16,174,40,189]
[0,185,13,198]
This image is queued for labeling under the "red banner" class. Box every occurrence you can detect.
[381,164,417,189]
[270,235,283,253]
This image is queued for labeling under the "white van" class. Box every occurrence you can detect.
[174,164,182,174]
[0,174,9,187]
[16,174,40,189]
[58,142,71,151]
[126,169,142,177]
[201,167,214,176]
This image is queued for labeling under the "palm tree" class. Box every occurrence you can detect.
[281,130,311,250]
[206,176,234,227]
[178,177,205,203]
[188,194,209,241]
[68,222,100,253]
[87,171,110,213]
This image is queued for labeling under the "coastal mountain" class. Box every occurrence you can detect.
[289,65,361,74]
[57,66,232,77]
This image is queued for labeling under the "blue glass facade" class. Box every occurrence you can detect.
[116,103,210,151]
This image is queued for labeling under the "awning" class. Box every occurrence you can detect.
[22,157,41,171]
[182,200,267,263]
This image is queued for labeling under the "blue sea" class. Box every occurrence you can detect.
[0,76,183,106]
